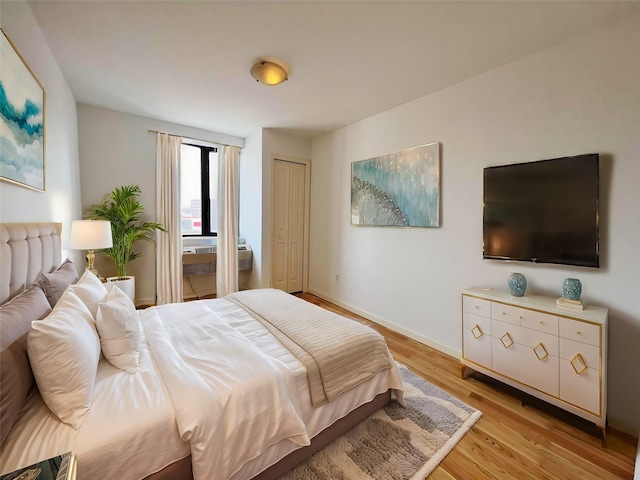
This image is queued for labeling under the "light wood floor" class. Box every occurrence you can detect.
[295,292,637,480]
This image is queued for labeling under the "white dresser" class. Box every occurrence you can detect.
[462,287,608,434]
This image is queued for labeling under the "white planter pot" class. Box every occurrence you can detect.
[106,276,135,302]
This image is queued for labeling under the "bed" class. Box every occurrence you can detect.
[0,222,403,480]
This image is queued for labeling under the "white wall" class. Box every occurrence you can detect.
[309,15,640,433]
[77,104,244,305]
[0,1,82,263]
[260,129,312,288]
[240,129,263,289]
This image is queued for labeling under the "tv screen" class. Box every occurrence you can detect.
[483,153,599,268]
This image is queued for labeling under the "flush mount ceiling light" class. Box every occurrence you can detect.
[250,61,288,86]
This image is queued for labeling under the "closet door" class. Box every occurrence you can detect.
[272,160,306,293]
[286,162,305,292]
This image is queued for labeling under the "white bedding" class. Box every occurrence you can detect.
[0,297,402,480]
[0,328,189,479]
[203,299,403,480]
[142,300,310,480]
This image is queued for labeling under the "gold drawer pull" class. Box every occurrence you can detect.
[576,331,581,335]
[475,305,479,309]
[539,321,544,325]
[571,354,588,375]
[534,343,548,361]
[500,333,513,349]
[519,316,523,320]
[471,325,483,339]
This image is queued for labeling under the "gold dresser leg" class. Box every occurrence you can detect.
[598,425,607,448]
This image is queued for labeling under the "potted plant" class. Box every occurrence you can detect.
[84,184,166,300]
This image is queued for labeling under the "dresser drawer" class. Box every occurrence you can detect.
[559,338,600,372]
[463,312,492,368]
[560,360,600,415]
[492,337,559,396]
[492,320,558,357]
[463,312,492,335]
[463,328,492,368]
[463,295,491,317]
[520,309,558,336]
[559,317,601,347]
[491,302,521,325]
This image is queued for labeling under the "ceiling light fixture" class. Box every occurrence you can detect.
[250,61,288,86]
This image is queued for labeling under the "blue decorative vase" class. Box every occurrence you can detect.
[508,272,527,297]
[562,278,582,300]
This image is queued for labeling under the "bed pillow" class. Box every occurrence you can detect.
[65,269,108,318]
[0,284,52,446]
[28,290,101,429]
[37,258,79,307]
[96,284,141,374]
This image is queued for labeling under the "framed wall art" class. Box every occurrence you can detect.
[0,28,45,191]
[351,142,440,227]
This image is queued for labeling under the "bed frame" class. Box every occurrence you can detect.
[1,222,392,480]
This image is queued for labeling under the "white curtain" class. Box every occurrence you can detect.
[216,145,241,297]
[155,133,183,305]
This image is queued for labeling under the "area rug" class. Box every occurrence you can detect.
[281,365,482,480]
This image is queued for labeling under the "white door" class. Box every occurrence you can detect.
[272,160,290,291]
[272,159,306,293]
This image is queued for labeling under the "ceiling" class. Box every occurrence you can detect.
[27,1,640,139]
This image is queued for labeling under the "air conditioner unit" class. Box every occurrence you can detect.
[238,245,252,271]
[182,244,252,277]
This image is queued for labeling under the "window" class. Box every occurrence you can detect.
[181,143,219,236]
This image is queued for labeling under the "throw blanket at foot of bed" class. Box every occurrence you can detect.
[226,289,401,407]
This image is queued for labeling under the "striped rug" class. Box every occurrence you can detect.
[282,365,482,480]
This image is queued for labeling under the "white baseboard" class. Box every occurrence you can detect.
[307,289,460,359]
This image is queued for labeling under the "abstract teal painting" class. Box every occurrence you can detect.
[351,142,440,227]
[0,29,45,191]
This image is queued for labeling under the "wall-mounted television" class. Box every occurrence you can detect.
[483,153,599,268]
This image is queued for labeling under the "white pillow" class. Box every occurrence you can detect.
[28,290,101,429]
[96,284,141,374]
[62,269,108,318]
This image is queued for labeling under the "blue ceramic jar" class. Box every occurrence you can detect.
[508,272,527,297]
[562,278,582,300]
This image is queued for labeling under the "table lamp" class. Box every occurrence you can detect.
[70,220,113,276]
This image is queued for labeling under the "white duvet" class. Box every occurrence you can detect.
[142,301,311,480]
[0,297,401,480]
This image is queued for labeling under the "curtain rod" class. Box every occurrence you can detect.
[147,129,241,149]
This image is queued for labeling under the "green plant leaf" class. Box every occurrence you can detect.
[84,184,166,277]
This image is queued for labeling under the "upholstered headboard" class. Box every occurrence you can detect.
[0,223,62,305]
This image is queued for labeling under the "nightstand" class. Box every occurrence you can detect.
[0,452,76,480]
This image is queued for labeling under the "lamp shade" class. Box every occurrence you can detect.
[70,220,113,250]
[250,61,288,86]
